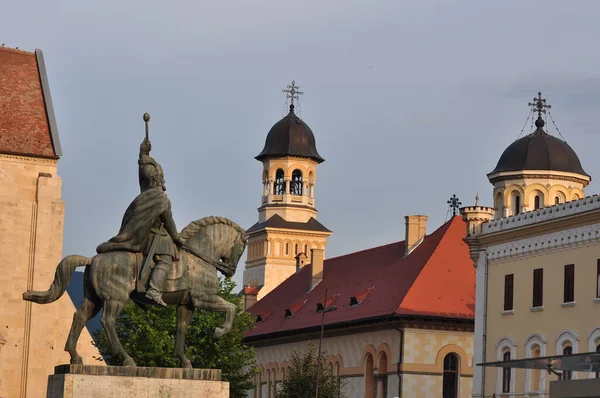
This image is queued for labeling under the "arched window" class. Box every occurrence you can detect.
[555,196,560,205]
[364,353,374,398]
[294,244,298,256]
[530,345,541,391]
[304,244,308,255]
[274,169,285,195]
[443,353,459,398]
[512,193,521,215]
[291,169,303,196]
[377,353,388,398]
[596,344,600,378]
[563,345,573,380]
[534,195,541,210]
[502,351,511,393]
[285,243,289,256]
[256,370,262,398]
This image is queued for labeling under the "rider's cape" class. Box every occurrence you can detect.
[96,187,169,254]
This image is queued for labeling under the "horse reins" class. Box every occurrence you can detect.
[179,243,235,277]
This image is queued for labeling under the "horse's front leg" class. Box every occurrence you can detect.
[194,296,237,339]
[174,304,194,368]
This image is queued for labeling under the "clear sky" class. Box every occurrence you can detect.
[4,1,600,289]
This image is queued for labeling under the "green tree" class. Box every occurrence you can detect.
[277,343,346,398]
[92,277,257,398]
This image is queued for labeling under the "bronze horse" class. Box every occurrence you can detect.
[23,216,247,368]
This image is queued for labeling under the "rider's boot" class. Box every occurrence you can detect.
[146,267,168,308]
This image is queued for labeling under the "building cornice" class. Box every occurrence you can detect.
[0,153,59,165]
[476,195,600,247]
[487,170,590,187]
[487,222,600,263]
[246,228,332,239]
[244,314,473,346]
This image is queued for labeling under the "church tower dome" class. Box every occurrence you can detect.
[488,92,591,218]
[255,104,324,163]
[243,81,332,302]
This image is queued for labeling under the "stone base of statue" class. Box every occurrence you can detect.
[46,364,229,398]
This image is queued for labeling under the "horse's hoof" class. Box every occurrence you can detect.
[70,357,83,365]
[123,357,136,367]
[211,327,225,339]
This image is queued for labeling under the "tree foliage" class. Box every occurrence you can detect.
[92,277,257,398]
[277,343,346,398]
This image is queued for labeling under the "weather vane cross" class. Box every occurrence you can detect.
[282,80,303,107]
[528,91,551,119]
[447,194,462,216]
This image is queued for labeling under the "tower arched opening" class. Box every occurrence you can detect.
[274,169,285,195]
[291,169,303,196]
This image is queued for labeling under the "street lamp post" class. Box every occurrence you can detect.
[315,288,337,398]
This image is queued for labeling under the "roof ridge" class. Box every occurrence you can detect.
[395,216,459,313]
[0,46,35,55]
[325,239,404,262]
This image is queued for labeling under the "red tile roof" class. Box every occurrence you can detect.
[0,46,59,158]
[245,216,474,340]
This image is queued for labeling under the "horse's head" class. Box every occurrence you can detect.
[180,216,247,277]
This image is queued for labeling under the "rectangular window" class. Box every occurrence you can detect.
[596,260,600,298]
[504,274,514,311]
[533,268,543,308]
[564,264,575,303]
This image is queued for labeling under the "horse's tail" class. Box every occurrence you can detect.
[22,255,92,304]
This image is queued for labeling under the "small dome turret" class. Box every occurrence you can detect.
[488,122,588,177]
[255,104,324,163]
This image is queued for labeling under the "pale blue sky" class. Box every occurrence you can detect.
[4,0,600,289]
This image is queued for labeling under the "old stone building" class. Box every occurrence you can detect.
[0,46,101,398]
[464,93,600,397]
[242,86,476,398]
[244,215,475,398]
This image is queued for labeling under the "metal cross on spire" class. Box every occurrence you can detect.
[447,194,462,216]
[528,91,551,120]
[282,80,303,110]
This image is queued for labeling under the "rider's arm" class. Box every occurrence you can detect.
[161,201,181,241]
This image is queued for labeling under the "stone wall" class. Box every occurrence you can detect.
[248,325,473,398]
[0,154,102,398]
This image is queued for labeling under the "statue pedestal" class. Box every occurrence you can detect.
[46,364,229,398]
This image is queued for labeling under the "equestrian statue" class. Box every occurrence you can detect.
[23,113,247,368]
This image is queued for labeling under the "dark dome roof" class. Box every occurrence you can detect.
[255,106,324,163]
[489,121,589,177]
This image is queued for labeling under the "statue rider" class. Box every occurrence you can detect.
[96,113,184,307]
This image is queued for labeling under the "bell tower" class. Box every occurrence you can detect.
[243,81,332,301]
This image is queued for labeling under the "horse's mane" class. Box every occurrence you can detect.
[180,216,246,243]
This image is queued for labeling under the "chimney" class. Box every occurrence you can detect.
[405,215,427,256]
[309,248,325,290]
[243,285,259,310]
[295,252,308,272]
